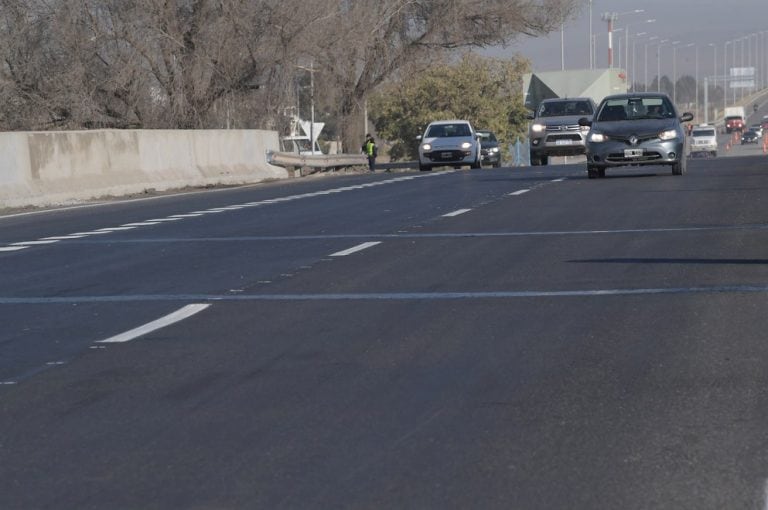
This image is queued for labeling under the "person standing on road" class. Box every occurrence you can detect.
[363,134,377,172]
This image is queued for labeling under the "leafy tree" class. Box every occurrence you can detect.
[368,53,530,161]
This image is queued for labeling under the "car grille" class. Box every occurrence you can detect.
[428,150,466,161]
[545,124,580,132]
[610,133,659,145]
[605,151,663,163]
[545,133,582,142]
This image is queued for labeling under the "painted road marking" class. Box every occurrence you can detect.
[509,189,530,196]
[95,227,136,232]
[330,242,382,257]
[97,304,210,343]
[9,285,768,305]
[443,209,472,217]
[11,240,59,246]
[0,172,458,253]
[551,178,566,182]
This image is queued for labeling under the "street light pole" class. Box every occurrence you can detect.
[657,39,669,93]
[671,41,681,104]
[645,36,658,92]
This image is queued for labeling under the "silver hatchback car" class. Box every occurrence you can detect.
[579,93,694,178]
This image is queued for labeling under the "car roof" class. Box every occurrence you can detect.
[428,120,471,125]
[600,92,671,101]
[540,97,593,103]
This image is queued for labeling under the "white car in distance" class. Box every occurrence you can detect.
[417,120,481,171]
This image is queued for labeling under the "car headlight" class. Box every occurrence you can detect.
[489,147,500,153]
[461,142,472,149]
[422,143,432,151]
[531,123,545,133]
[589,132,607,142]
[658,129,678,141]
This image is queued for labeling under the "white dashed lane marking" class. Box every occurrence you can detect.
[330,242,382,257]
[443,209,472,217]
[509,189,530,196]
[97,304,210,343]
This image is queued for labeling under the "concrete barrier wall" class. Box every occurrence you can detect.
[0,129,287,209]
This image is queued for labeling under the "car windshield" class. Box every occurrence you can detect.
[597,97,675,121]
[477,131,497,142]
[538,100,593,117]
[426,123,471,138]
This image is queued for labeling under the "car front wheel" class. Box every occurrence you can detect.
[672,158,686,175]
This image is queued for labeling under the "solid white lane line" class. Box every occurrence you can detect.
[509,189,530,196]
[97,304,210,343]
[70,231,112,235]
[121,222,162,227]
[0,246,28,252]
[443,209,472,217]
[41,235,87,240]
[330,242,382,257]
[11,240,59,246]
[95,226,136,232]
[169,214,204,218]
[147,218,183,222]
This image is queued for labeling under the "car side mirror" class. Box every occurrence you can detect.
[680,112,694,122]
[578,117,592,127]
[526,111,535,120]
[416,134,423,141]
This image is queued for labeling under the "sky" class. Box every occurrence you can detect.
[484,0,768,87]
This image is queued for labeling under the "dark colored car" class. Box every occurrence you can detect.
[476,130,502,168]
[579,93,694,178]
[741,129,760,144]
[528,97,596,166]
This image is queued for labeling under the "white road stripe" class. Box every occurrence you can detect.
[169,214,204,218]
[443,209,472,217]
[146,218,183,222]
[11,240,59,246]
[551,178,566,182]
[97,304,210,343]
[0,246,28,252]
[121,222,162,227]
[95,226,136,232]
[41,235,87,240]
[70,231,112,235]
[509,189,530,196]
[330,241,382,257]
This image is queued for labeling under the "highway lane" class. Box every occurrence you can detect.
[3,158,768,508]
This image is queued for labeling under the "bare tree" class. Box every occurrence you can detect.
[302,0,582,151]
[0,0,580,145]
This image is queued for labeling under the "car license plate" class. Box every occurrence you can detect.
[555,140,573,145]
[624,149,643,158]
[440,152,452,159]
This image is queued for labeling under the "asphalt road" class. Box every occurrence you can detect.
[3,155,768,509]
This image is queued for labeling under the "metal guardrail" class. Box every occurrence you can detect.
[266,150,367,170]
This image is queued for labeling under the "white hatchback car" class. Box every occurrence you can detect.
[417,120,481,171]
